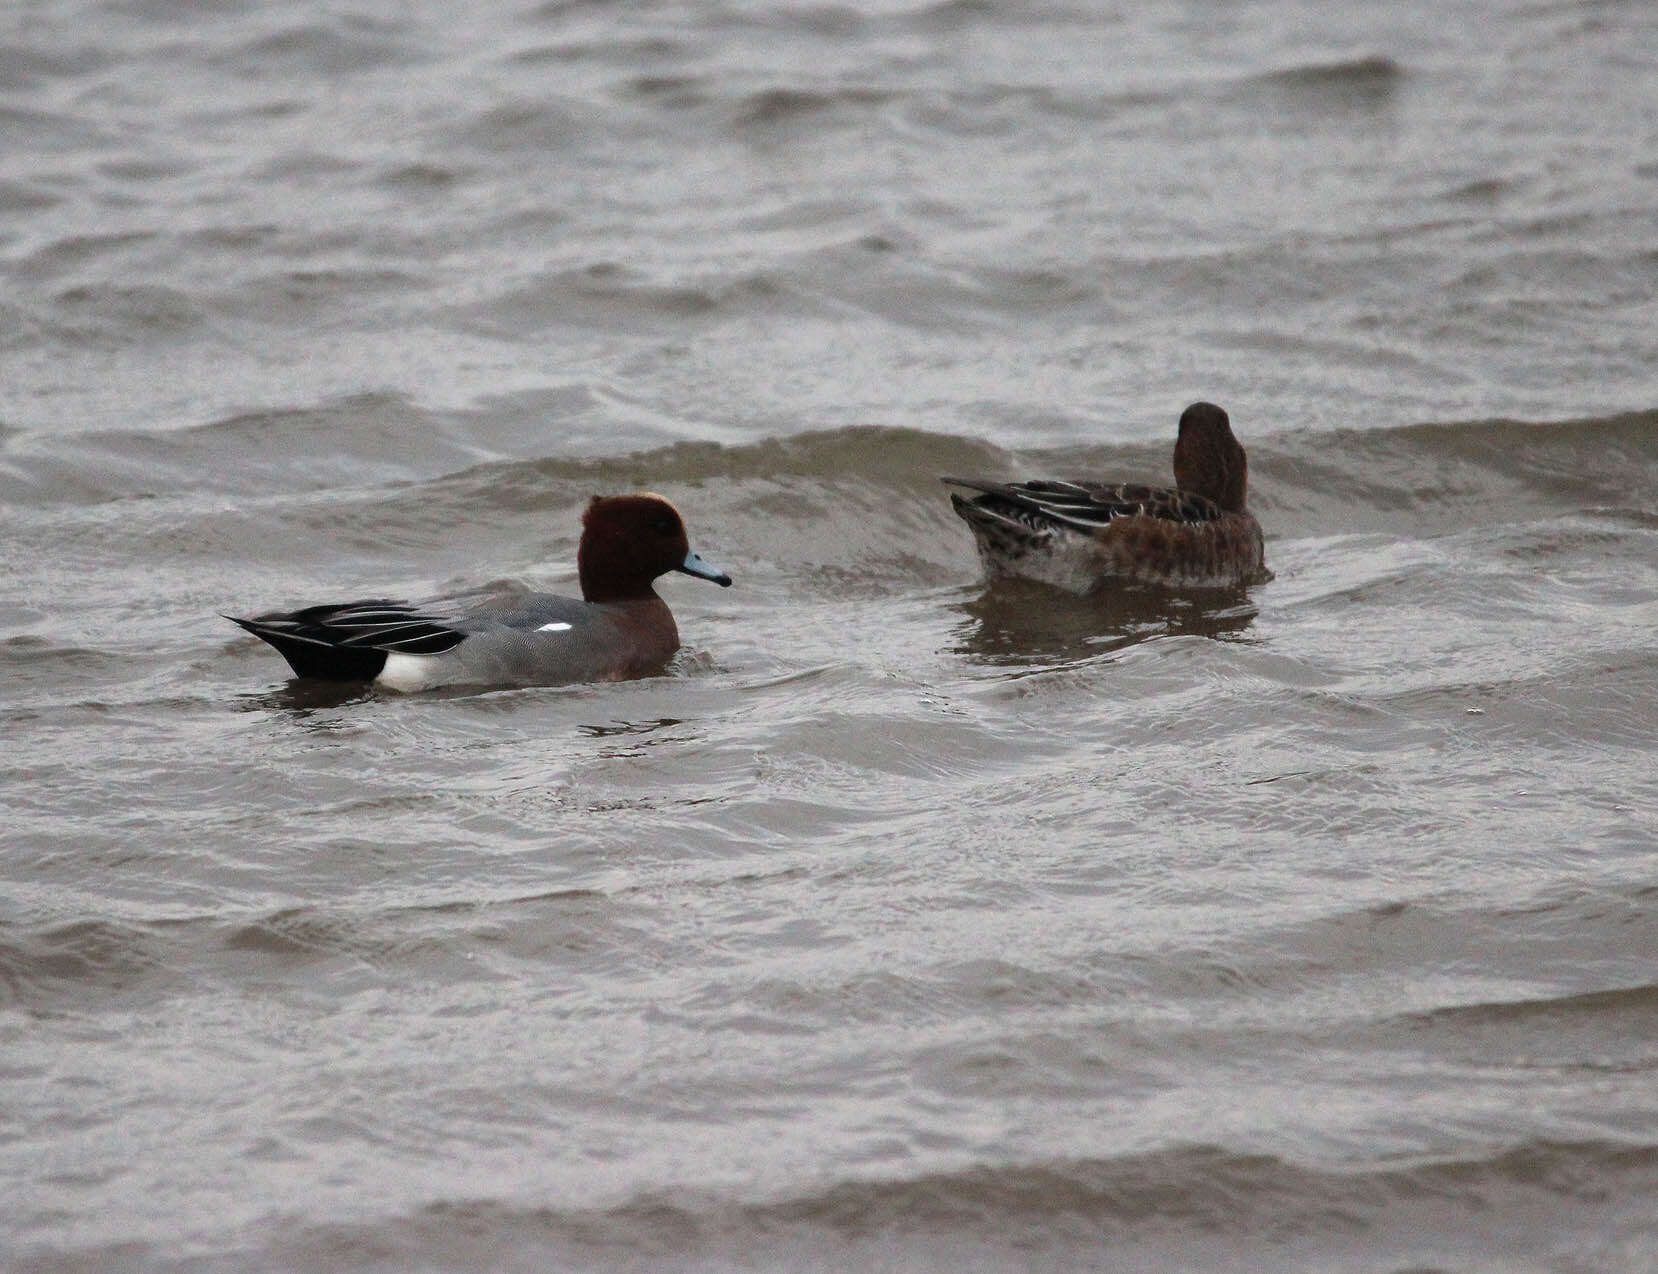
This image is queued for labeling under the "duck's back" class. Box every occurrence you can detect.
[946,478,1265,592]
[381,584,680,690]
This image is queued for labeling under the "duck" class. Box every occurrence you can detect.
[943,401,1267,592]
[226,493,732,691]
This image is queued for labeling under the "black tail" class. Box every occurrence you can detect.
[225,615,388,682]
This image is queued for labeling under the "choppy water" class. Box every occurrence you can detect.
[5,1,1658,1271]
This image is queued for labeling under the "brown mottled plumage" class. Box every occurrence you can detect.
[944,402,1268,592]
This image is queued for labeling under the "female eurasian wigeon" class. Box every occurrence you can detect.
[943,402,1267,592]
[226,493,732,691]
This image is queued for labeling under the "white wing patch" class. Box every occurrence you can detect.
[536,621,573,632]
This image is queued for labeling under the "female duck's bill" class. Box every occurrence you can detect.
[225,493,732,691]
[943,401,1268,593]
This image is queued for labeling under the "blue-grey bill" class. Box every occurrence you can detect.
[678,550,733,587]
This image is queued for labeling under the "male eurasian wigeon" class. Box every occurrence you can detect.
[943,402,1267,592]
[226,493,732,691]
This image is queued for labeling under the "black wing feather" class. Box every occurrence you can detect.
[226,598,467,681]
[941,476,1222,531]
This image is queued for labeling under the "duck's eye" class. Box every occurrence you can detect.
[654,518,676,536]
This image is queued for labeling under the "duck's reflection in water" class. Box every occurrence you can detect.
[948,578,1259,669]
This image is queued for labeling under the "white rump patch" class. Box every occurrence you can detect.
[536,621,573,632]
[376,652,443,692]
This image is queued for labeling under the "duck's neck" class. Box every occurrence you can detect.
[580,573,660,604]
[1174,437,1248,512]
[578,541,662,602]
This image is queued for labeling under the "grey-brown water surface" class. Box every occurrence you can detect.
[5,1,1658,1271]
